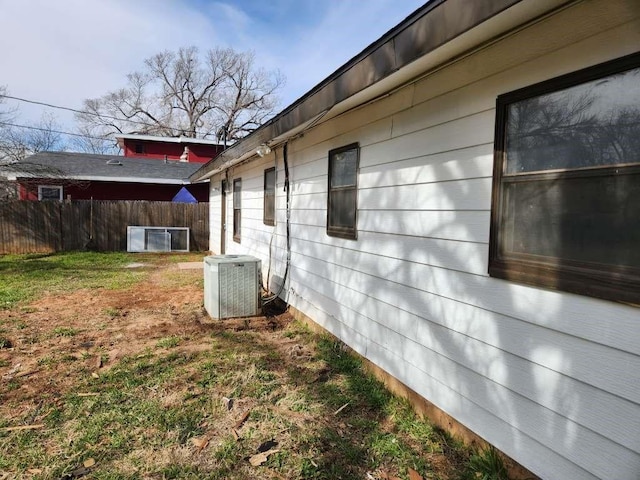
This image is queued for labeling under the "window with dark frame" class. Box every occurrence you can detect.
[233,178,242,243]
[134,143,145,154]
[489,52,640,304]
[263,167,276,226]
[327,143,359,239]
[38,185,63,201]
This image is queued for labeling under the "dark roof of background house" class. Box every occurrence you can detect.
[17,151,203,183]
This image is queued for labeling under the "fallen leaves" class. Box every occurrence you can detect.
[233,410,251,429]
[60,457,97,479]
[191,436,210,451]
[248,440,280,466]
[248,448,280,466]
[408,467,424,480]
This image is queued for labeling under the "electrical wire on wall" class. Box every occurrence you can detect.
[256,111,329,306]
[263,141,291,305]
[264,148,278,291]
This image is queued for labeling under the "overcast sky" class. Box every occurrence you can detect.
[0,0,425,141]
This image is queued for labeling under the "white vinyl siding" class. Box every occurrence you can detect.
[208,177,222,253]
[213,155,286,288]
[211,2,640,479]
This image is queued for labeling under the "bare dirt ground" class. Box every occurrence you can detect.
[0,263,290,416]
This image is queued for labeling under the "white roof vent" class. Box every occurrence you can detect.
[179,146,189,162]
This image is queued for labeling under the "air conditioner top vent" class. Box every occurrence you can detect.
[204,254,258,265]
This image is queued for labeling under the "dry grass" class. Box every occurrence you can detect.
[0,252,507,480]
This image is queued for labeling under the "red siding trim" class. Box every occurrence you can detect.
[122,140,222,163]
[18,180,209,202]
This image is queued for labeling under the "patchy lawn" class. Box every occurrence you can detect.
[0,252,507,480]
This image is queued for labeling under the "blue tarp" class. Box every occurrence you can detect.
[172,186,197,203]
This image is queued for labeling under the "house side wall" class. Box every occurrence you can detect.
[209,155,286,286]
[20,181,209,202]
[208,176,222,253]
[122,139,222,163]
[18,183,31,200]
[215,2,640,479]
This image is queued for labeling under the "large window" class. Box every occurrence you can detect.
[489,52,640,304]
[38,185,63,201]
[263,167,276,226]
[327,143,359,239]
[233,178,241,243]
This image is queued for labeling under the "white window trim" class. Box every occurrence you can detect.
[38,185,63,201]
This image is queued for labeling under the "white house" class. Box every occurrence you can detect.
[191,1,640,478]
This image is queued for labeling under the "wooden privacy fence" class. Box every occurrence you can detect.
[0,200,209,254]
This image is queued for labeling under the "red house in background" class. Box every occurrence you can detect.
[13,135,224,202]
[116,134,224,163]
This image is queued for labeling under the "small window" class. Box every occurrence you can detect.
[489,52,640,304]
[327,143,359,239]
[38,185,63,201]
[263,167,276,226]
[233,178,242,243]
[134,143,145,154]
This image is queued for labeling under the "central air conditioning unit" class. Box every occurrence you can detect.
[204,255,262,319]
[127,226,190,252]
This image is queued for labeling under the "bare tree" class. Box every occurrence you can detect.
[75,46,284,143]
[1,91,68,198]
[70,124,120,155]
[507,70,640,171]
[0,85,17,126]
[1,113,66,162]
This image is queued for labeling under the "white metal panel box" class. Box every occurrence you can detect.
[127,226,190,252]
[127,227,146,252]
[204,255,262,319]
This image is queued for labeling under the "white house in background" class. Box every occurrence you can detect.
[191,1,640,479]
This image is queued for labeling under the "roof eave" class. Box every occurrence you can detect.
[190,0,532,182]
[15,175,195,185]
[115,133,224,147]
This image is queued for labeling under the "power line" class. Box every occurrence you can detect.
[1,94,170,130]
[0,121,113,142]
[2,94,87,116]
